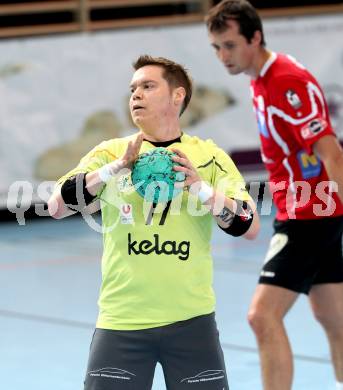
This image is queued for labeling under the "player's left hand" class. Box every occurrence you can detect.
[170,148,202,191]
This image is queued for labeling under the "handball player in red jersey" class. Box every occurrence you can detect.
[206,1,343,389]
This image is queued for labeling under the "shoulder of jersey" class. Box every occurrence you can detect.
[98,135,134,149]
[269,53,309,81]
[89,136,134,161]
[182,133,217,149]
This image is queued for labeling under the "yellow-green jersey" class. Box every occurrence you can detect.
[58,133,251,330]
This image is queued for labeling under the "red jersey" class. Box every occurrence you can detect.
[251,52,343,220]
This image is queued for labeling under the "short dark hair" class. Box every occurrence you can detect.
[205,0,266,47]
[132,55,192,116]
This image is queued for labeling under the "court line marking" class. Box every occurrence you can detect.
[0,255,99,269]
[0,309,331,365]
[221,342,330,365]
[0,309,93,329]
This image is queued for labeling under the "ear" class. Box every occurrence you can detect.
[251,30,262,47]
[173,86,186,108]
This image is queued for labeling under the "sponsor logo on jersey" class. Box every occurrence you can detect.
[120,203,134,224]
[285,89,302,109]
[297,150,322,179]
[128,233,190,260]
[300,118,327,140]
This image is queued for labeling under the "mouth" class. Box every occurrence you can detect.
[132,105,145,112]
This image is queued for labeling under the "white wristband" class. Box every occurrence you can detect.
[98,164,112,183]
[98,161,123,183]
[198,181,214,204]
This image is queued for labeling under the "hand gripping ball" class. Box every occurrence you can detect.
[131,147,185,203]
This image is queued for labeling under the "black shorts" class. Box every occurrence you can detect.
[259,216,343,294]
[84,313,229,390]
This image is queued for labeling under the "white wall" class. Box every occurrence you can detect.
[1,13,343,207]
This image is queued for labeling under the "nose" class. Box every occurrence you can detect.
[218,47,230,63]
[132,87,143,101]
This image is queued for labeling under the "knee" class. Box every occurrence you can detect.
[247,307,275,338]
[312,307,343,331]
[312,307,327,326]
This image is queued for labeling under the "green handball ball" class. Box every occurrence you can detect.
[132,147,185,203]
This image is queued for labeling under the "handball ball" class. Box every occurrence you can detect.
[131,147,185,203]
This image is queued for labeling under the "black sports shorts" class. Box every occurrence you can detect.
[84,312,229,390]
[259,216,343,294]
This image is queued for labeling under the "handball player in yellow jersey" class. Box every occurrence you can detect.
[48,55,260,390]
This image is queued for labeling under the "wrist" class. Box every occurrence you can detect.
[98,160,125,183]
[197,181,214,204]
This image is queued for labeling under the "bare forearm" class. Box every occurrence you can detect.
[313,135,343,204]
[86,158,129,196]
[204,190,260,240]
[205,192,236,228]
[48,170,105,219]
[324,154,343,203]
[48,187,77,219]
[85,170,106,196]
[171,148,260,239]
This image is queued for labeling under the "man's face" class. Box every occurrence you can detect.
[209,20,256,75]
[129,65,175,128]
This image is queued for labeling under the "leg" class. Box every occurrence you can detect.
[159,313,229,390]
[84,328,158,390]
[309,217,343,383]
[250,218,326,389]
[247,284,299,390]
[309,283,343,382]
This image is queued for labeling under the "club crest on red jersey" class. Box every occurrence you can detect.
[285,89,302,109]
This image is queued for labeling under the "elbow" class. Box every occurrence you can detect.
[48,197,67,219]
[48,199,61,219]
[244,227,259,240]
[243,214,260,240]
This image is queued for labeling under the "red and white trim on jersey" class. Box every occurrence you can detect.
[260,51,277,77]
[251,52,343,220]
[267,81,328,216]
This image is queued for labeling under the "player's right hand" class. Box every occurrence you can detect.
[117,132,144,170]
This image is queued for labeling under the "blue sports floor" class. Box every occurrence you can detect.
[0,212,337,389]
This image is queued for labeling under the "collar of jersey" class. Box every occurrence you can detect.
[144,133,182,148]
[259,51,277,78]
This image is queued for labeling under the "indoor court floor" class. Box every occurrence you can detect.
[0,211,337,389]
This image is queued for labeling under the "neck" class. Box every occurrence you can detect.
[143,131,182,142]
[246,47,272,79]
[140,122,182,142]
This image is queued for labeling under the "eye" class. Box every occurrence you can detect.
[224,43,235,50]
